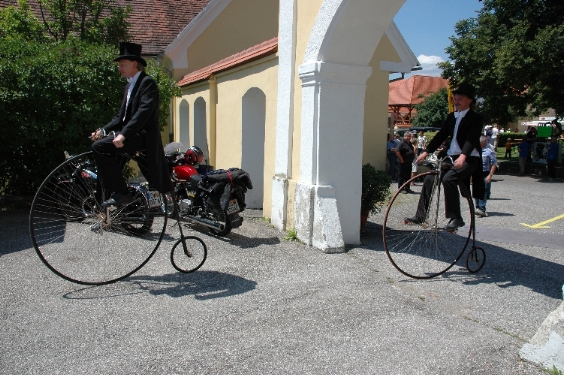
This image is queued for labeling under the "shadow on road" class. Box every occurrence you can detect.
[62,271,257,300]
[359,222,564,300]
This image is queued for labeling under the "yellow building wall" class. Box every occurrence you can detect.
[187,0,279,73]
[363,33,402,171]
[176,55,278,216]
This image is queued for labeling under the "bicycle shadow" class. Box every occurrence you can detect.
[359,222,564,300]
[207,232,281,249]
[62,271,257,300]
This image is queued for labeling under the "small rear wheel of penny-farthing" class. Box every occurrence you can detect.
[170,236,207,273]
[466,246,486,274]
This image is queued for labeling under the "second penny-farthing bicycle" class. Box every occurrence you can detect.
[29,146,207,286]
[382,156,486,279]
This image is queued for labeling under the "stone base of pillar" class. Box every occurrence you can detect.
[295,182,345,253]
[519,284,564,372]
[271,176,289,231]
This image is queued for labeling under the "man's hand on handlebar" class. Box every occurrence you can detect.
[453,153,466,169]
[90,128,104,141]
[415,151,428,164]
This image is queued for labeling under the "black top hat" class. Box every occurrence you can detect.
[452,82,476,100]
[114,42,147,66]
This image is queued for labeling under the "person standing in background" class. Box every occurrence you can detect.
[417,130,427,156]
[475,136,497,217]
[546,136,558,180]
[395,132,415,194]
[518,139,532,175]
[386,134,399,181]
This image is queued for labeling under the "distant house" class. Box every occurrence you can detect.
[389,75,448,129]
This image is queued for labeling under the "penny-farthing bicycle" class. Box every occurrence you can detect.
[29,150,207,285]
[382,156,486,279]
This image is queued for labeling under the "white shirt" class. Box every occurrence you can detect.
[123,71,142,121]
[448,108,480,157]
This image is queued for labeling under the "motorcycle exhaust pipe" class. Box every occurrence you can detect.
[184,214,225,231]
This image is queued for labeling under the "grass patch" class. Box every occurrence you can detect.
[543,365,563,375]
[283,228,299,242]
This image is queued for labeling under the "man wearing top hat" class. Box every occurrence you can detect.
[405,82,485,230]
[91,42,172,207]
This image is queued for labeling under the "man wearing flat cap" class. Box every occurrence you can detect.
[91,42,172,207]
[405,82,485,231]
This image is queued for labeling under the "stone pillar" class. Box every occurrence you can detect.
[295,61,372,252]
[271,0,296,231]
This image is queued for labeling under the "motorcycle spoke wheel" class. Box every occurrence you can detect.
[29,152,166,285]
[170,236,207,273]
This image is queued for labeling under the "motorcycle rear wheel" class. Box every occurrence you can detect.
[29,151,167,285]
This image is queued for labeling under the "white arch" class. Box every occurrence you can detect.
[295,0,405,251]
[178,99,190,149]
[193,97,209,162]
[242,88,266,209]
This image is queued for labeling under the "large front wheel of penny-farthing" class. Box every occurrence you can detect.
[29,151,167,285]
[382,171,474,279]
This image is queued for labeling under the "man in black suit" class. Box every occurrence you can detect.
[91,42,172,207]
[405,82,485,230]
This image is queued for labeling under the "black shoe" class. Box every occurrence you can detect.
[405,216,424,225]
[102,192,134,208]
[444,218,465,231]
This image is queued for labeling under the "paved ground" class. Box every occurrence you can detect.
[1,169,563,374]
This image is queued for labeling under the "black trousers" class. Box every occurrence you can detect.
[416,156,481,219]
[91,132,146,194]
[397,160,412,189]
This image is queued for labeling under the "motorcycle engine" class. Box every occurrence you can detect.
[179,199,192,213]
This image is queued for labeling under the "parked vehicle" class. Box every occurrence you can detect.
[164,143,253,236]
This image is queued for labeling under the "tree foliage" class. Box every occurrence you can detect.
[0,0,45,40]
[0,2,181,195]
[439,0,564,124]
[0,37,124,194]
[37,0,131,44]
[412,88,449,128]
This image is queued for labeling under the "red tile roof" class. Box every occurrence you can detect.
[177,37,278,87]
[0,0,211,55]
[389,75,448,105]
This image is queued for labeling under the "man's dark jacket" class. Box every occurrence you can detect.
[103,71,172,193]
[425,110,485,199]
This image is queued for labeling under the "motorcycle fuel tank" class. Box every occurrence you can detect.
[173,165,199,181]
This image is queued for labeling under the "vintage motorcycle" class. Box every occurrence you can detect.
[163,143,253,236]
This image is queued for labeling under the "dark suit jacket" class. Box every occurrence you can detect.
[103,72,172,193]
[425,109,485,199]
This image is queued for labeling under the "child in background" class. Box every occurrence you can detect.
[504,138,513,158]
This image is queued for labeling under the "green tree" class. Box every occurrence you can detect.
[0,2,180,195]
[439,0,564,124]
[0,37,123,194]
[412,88,449,128]
[37,0,131,44]
[0,0,45,41]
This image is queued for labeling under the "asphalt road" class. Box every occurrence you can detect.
[1,170,562,374]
